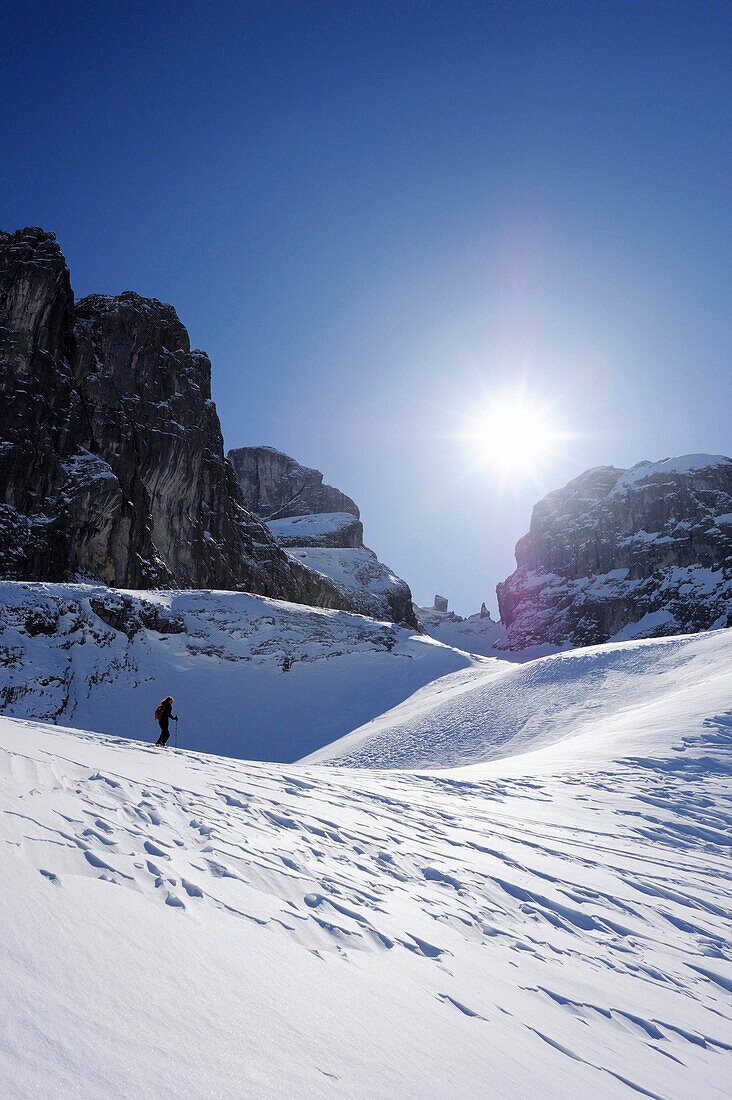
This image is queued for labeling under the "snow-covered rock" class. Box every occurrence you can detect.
[497,454,732,648]
[230,444,418,627]
[286,545,416,626]
[267,511,363,548]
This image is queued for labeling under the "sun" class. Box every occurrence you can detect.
[458,392,570,480]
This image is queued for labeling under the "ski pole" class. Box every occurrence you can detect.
[175,717,178,748]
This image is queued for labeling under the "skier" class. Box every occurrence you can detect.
[155,696,178,746]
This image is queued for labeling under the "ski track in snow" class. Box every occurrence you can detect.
[1,711,731,1098]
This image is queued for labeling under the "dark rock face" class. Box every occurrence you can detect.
[228,446,360,520]
[0,227,350,610]
[70,289,276,591]
[497,455,732,649]
[0,227,79,579]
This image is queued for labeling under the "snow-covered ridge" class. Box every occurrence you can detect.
[540,454,732,510]
[613,453,732,489]
[284,544,415,625]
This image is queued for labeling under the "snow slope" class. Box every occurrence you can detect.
[416,605,566,661]
[0,582,470,763]
[287,546,405,597]
[303,628,732,771]
[1,629,731,1097]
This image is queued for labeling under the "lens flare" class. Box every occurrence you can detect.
[457,392,572,481]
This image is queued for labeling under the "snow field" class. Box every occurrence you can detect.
[1,692,731,1097]
[266,512,358,542]
[1,582,731,1096]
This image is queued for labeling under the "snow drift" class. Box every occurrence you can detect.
[304,627,732,770]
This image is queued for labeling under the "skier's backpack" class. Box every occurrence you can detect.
[154,702,164,721]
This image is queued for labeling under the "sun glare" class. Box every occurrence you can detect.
[459,393,570,481]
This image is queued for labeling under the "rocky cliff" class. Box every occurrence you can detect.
[228,446,360,520]
[497,455,732,649]
[285,544,417,627]
[230,447,417,627]
[0,226,349,610]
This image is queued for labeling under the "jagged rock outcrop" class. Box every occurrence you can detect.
[0,226,350,611]
[229,446,417,627]
[228,446,360,520]
[0,226,80,579]
[497,455,732,649]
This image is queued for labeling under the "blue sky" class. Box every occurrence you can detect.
[2,1,730,613]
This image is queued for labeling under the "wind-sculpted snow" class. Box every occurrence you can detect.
[1,710,730,1098]
[2,584,732,1095]
[0,581,469,762]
